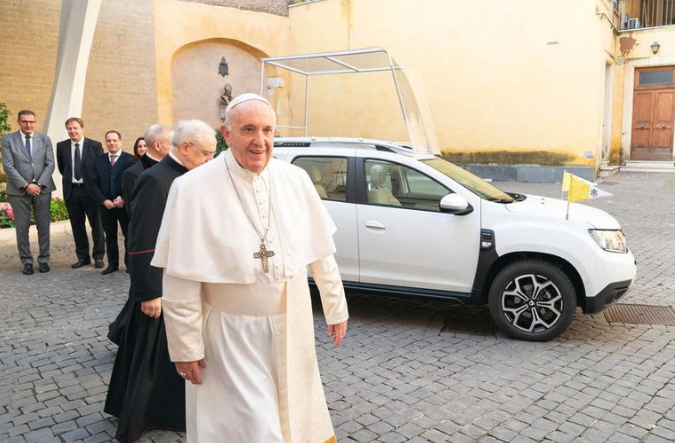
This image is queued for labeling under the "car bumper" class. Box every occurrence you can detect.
[582,279,633,314]
[579,241,636,308]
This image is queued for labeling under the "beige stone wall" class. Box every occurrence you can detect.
[81,0,158,148]
[179,0,288,16]
[0,0,61,134]
[0,0,158,152]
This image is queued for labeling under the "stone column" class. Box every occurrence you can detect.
[44,0,103,198]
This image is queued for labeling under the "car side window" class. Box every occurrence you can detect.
[365,159,451,211]
[292,156,348,202]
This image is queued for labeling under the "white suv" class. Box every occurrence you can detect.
[274,137,637,341]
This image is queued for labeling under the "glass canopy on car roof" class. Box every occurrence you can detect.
[260,47,439,154]
[262,48,400,76]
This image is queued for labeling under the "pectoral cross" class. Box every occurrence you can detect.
[253,243,275,273]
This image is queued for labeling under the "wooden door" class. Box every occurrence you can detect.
[631,67,675,161]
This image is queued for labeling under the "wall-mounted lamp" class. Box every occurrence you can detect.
[651,41,661,54]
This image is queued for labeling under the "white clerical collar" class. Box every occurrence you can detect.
[168,151,185,166]
[225,149,269,180]
[146,152,161,162]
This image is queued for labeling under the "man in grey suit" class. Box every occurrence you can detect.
[0,110,56,275]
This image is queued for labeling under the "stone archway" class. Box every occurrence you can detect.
[171,39,267,129]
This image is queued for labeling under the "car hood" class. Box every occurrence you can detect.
[504,194,621,229]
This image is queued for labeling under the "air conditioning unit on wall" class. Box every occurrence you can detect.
[627,18,640,29]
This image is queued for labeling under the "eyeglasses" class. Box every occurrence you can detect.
[186,141,215,159]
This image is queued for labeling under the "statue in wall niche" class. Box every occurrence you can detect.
[219,57,229,77]
[221,83,233,106]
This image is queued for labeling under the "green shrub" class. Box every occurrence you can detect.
[0,196,70,229]
[0,203,14,228]
[441,150,576,167]
[50,197,69,222]
[0,102,11,138]
[215,128,228,158]
[0,102,11,174]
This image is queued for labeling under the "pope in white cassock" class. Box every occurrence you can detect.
[151,93,349,443]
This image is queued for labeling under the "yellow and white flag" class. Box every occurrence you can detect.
[563,172,612,203]
[561,171,572,192]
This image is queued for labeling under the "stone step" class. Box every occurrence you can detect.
[621,160,675,173]
[623,160,675,169]
[599,165,620,178]
[621,167,675,173]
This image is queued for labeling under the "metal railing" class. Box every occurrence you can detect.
[615,0,675,30]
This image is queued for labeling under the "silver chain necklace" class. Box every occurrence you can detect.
[225,157,275,273]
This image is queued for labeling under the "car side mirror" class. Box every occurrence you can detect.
[440,193,473,215]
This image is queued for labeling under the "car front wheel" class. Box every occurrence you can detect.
[488,260,576,341]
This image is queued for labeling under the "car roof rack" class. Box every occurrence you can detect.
[274,137,415,156]
[274,141,311,147]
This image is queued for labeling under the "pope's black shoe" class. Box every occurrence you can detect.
[71,259,91,269]
[101,266,119,275]
[39,263,50,273]
[94,259,105,269]
[22,263,34,275]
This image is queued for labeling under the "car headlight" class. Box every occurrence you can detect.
[589,229,628,253]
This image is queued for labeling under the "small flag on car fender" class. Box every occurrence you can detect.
[562,171,572,192]
[566,173,612,203]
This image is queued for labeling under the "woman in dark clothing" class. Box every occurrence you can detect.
[132,137,147,159]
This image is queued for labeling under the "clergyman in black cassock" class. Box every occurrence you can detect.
[108,123,174,344]
[104,154,188,442]
[107,153,160,345]
[104,120,216,443]
[121,153,159,219]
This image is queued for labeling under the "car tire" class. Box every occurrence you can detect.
[488,260,576,341]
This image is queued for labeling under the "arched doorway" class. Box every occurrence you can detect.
[171,39,266,129]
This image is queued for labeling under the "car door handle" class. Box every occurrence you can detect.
[365,220,386,229]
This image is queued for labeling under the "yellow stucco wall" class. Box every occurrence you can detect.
[287,0,617,166]
[151,0,675,167]
[153,0,290,125]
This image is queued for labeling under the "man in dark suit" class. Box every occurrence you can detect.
[89,130,134,275]
[0,110,56,275]
[56,117,105,269]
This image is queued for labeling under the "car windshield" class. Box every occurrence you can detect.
[422,157,514,202]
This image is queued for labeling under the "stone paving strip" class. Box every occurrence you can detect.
[0,171,674,442]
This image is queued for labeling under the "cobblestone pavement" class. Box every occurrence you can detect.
[1,171,675,443]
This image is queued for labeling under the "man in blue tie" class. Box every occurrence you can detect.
[0,110,56,275]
